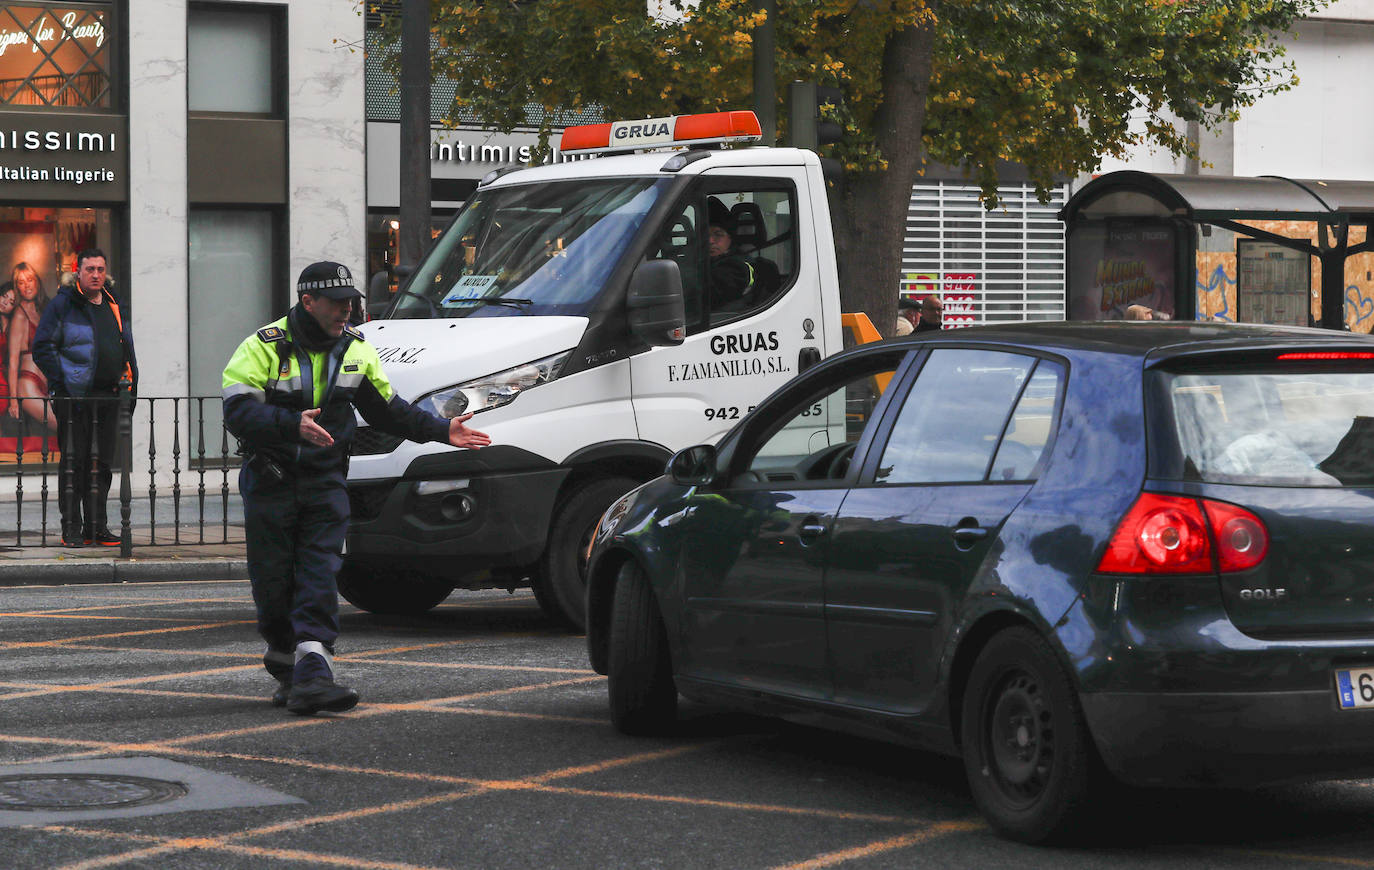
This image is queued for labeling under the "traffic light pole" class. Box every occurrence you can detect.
[400,0,431,271]
[753,0,776,146]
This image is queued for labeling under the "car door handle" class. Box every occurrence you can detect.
[951,518,989,547]
[799,516,828,541]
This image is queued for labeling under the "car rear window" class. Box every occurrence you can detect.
[1160,366,1374,487]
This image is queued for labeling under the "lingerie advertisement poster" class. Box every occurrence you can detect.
[0,220,59,462]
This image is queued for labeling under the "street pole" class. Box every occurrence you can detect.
[400,0,431,271]
[753,0,776,146]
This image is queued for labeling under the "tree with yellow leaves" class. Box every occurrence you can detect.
[377,0,1322,334]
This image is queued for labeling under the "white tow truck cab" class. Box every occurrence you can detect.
[343,110,844,630]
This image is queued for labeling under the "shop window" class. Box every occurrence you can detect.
[0,3,114,108]
[188,4,280,115]
[188,209,278,457]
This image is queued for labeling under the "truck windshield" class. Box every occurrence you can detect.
[386,177,667,319]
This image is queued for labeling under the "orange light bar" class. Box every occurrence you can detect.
[558,122,614,153]
[1276,352,1374,360]
[559,110,762,154]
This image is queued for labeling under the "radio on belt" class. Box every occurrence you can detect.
[559,110,764,155]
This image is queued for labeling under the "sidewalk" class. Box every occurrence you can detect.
[0,526,248,587]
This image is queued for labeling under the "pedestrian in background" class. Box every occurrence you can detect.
[915,294,944,332]
[32,249,138,548]
[222,261,490,716]
[895,297,919,336]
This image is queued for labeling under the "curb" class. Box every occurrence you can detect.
[0,558,250,587]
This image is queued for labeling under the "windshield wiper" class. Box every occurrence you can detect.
[467,297,535,312]
[397,288,440,317]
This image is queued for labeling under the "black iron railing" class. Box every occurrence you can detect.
[2,389,241,555]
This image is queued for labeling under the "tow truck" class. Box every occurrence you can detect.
[342,110,856,630]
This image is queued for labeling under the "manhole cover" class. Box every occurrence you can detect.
[0,774,187,811]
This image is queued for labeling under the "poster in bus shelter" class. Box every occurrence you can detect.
[1236,239,1310,327]
[0,221,60,464]
[1067,221,1177,321]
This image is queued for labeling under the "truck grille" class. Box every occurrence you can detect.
[351,426,403,456]
[348,481,395,521]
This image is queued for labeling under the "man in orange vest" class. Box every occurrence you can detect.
[33,248,139,548]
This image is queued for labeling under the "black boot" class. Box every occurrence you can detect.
[286,677,359,715]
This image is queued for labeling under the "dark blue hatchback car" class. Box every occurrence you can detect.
[583,321,1374,843]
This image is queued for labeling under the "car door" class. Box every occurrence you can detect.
[825,349,1066,714]
[676,349,910,700]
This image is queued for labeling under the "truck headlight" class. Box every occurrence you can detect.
[416,350,571,418]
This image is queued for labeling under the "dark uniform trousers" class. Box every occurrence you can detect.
[241,460,349,683]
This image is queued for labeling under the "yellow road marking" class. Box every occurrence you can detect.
[343,635,546,658]
[48,827,452,870]
[0,619,253,650]
[1231,850,1374,867]
[771,820,986,869]
[0,596,246,617]
[341,658,592,675]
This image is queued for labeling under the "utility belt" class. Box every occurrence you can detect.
[246,451,293,483]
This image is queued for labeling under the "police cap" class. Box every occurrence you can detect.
[296,261,362,300]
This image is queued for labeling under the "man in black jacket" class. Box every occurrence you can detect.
[33,249,138,548]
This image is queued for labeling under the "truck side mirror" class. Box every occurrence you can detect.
[669,444,717,486]
[627,259,686,347]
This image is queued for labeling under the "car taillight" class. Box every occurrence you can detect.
[1096,493,1269,575]
[1200,499,1269,572]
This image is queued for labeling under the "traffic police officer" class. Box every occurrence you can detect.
[222,261,490,715]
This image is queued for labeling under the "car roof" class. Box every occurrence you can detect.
[886,321,1374,363]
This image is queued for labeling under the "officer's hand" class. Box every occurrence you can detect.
[299,408,334,447]
[448,412,491,450]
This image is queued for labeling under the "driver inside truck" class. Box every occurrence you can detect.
[705,197,756,313]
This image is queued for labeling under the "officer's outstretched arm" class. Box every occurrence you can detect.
[352,356,451,444]
[447,412,491,449]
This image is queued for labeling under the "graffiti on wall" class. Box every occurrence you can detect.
[1349,284,1374,330]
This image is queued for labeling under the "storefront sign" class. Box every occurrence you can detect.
[902,271,978,328]
[0,110,125,200]
[0,4,112,110]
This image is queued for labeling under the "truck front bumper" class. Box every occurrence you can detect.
[345,447,569,578]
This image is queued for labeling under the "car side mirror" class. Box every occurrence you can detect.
[669,444,717,486]
[627,259,686,347]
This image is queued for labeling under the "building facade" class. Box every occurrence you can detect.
[0,0,365,466]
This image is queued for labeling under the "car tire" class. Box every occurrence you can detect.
[960,626,1100,844]
[337,561,454,615]
[533,477,639,633]
[607,561,677,735]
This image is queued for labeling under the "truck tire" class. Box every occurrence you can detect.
[533,476,639,632]
[608,561,677,735]
[337,561,454,615]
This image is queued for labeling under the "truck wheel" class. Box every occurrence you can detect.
[960,627,1100,844]
[533,476,639,632]
[337,562,454,615]
[608,561,677,735]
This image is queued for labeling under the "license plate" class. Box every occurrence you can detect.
[1335,667,1374,709]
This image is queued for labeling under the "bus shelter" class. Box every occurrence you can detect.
[1059,171,1374,332]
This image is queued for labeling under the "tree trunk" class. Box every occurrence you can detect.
[832,19,937,338]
